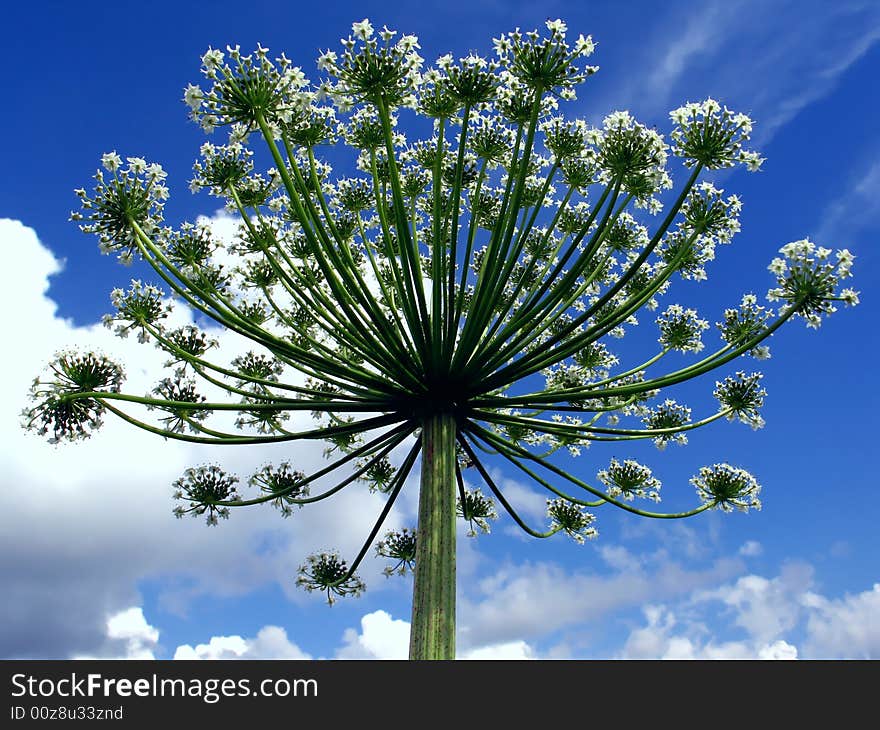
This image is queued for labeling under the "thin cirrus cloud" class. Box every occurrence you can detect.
[812,155,880,249]
[597,0,880,145]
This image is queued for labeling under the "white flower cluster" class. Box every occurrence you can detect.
[767,238,857,328]
[597,458,661,502]
[717,294,772,359]
[643,399,692,449]
[106,279,171,343]
[692,463,761,513]
[493,19,598,99]
[319,21,423,110]
[185,44,311,132]
[656,303,709,353]
[23,350,125,444]
[71,154,168,264]
[670,98,764,171]
[457,489,498,537]
[713,371,766,430]
[547,498,597,543]
[598,110,671,212]
[190,141,255,196]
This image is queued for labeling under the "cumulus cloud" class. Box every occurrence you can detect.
[0,217,413,658]
[619,604,799,659]
[335,610,411,659]
[802,583,880,659]
[334,610,537,659]
[174,626,311,659]
[738,540,763,557]
[619,565,879,659]
[458,554,744,648]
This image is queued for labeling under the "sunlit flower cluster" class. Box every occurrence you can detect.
[692,463,761,512]
[714,371,766,429]
[185,44,311,132]
[597,458,662,502]
[767,239,857,328]
[23,351,125,444]
[248,462,309,517]
[669,98,763,171]
[71,155,168,263]
[547,498,597,543]
[457,489,498,537]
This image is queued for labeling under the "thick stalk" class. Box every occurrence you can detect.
[409,412,457,660]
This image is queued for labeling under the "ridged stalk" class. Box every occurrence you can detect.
[409,412,457,660]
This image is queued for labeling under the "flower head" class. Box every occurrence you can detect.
[296,552,366,605]
[692,463,761,512]
[457,489,498,537]
[597,458,661,502]
[714,372,766,429]
[766,239,857,327]
[23,351,125,443]
[643,399,691,448]
[376,528,417,576]
[657,304,709,353]
[249,462,309,517]
[670,100,763,171]
[74,156,168,262]
[547,499,597,543]
[172,464,240,525]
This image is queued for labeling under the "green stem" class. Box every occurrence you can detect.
[410,411,458,660]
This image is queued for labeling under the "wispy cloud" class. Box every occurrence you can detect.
[813,153,880,247]
[597,0,880,145]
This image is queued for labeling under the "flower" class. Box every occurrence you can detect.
[376,528,417,576]
[643,399,691,448]
[657,304,709,353]
[351,18,374,41]
[74,156,168,262]
[249,462,309,517]
[547,499,597,543]
[457,489,498,537]
[669,99,762,171]
[766,238,856,327]
[296,552,366,605]
[172,464,240,525]
[597,458,661,502]
[692,463,761,512]
[22,351,125,443]
[714,372,766,429]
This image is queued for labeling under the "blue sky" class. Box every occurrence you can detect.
[1,0,878,659]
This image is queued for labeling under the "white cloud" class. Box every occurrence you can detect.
[0,217,413,658]
[334,609,537,659]
[336,610,411,659]
[694,562,813,644]
[598,0,880,145]
[620,605,799,659]
[72,607,161,660]
[462,641,534,660]
[813,155,880,245]
[620,564,879,658]
[106,608,160,659]
[738,540,763,557]
[174,626,311,659]
[802,583,880,659]
[458,555,743,648]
